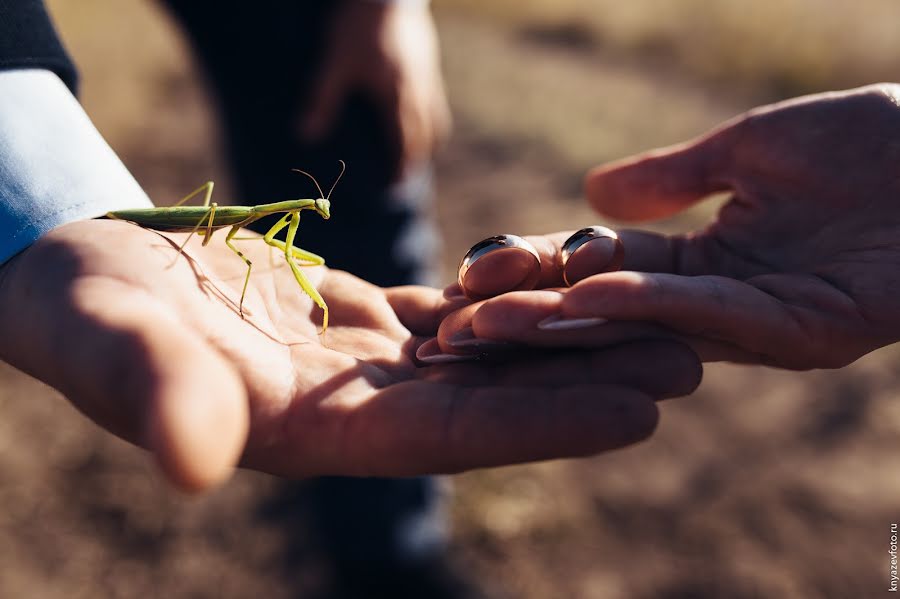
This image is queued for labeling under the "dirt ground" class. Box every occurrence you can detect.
[2,1,899,597]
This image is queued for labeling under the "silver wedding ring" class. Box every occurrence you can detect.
[457,234,542,301]
[457,226,624,300]
[560,226,624,286]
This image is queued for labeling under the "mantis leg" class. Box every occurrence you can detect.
[200,202,218,246]
[254,238,325,266]
[173,181,214,207]
[224,224,252,317]
[270,211,329,334]
[170,202,217,265]
[263,213,292,243]
[233,218,323,265]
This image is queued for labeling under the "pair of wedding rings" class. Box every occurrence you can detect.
[457,226,624,301]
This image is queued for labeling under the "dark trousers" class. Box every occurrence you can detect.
[162,0,443,569]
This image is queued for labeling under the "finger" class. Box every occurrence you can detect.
[421,341,702,400]
[585,120,740,221]
[585,229,712,277]
[434,288,767,365]
[438,289,674,353]
[300,69,347,141]
[525,232,578,289]
[500,230,665,293]
[134,300,249,491]
[1,272,248,491]
[558,271,862,369]
[459,228,677,301]
[385,285,472,337]
[456,232,576,299]
[437,290,562,349]
[541,228,750,279]
[321,381,661,476]
[528,228,626,286]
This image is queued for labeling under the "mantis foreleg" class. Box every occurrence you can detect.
[239,236,325,266]
[275,211,329,334]
[268,241,325,266]
[259,213,324,263]
[263,213,292,243]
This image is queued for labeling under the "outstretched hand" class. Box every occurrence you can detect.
[435,84,900,369]
[0,219,700,491]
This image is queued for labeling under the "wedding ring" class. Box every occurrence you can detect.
[457,234,542,301]
[560,226,624,286]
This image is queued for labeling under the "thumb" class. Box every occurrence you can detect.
[0,274,248,492]
[585,118,741,221]
[300,68,348,141]
[134,303,249,492]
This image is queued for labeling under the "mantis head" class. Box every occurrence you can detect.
[314,198,331,220]
[292,160,345,221]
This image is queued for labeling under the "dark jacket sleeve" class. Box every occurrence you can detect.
[0,0,77,93]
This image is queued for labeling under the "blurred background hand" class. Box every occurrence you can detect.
[436,84,900,370]
[300,1,451,180]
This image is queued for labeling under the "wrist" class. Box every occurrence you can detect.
[0,69,152,265]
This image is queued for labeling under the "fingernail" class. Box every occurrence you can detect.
[536,314,608,331]
[415,338,480,364]
[446,327,516,352]
[442,284,468,301]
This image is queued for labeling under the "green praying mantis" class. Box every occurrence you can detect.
[104,162,344,334]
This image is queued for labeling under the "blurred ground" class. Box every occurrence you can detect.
[2,1,900,597]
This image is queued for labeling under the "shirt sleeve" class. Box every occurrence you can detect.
[0,0,77,93]
[0,69,152,265]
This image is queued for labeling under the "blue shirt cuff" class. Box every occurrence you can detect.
[0,69,152,264]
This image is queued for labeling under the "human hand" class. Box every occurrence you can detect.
[0,219,700,492]
[435,84,900,369]
[300,1,451,179]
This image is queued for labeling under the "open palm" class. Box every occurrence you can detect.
[0,219,700,490]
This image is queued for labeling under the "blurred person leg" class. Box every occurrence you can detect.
[159,1,463,596]
[161,0,440,286]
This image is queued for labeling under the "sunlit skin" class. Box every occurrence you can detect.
[0,217,702,492]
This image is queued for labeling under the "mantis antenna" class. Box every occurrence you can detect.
[292,160,346,201]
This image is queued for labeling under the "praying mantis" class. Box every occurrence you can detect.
[104,162,344,334]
